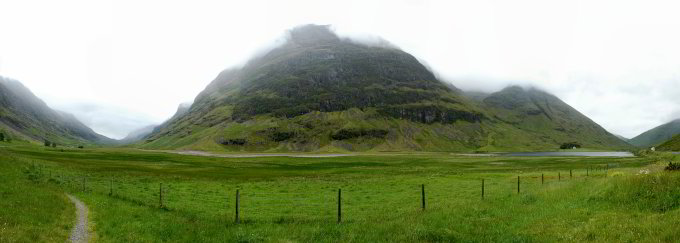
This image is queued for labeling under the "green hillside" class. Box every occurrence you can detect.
[476,86,631,151]
[657,134,680,151]
[629,119,680,147]
[140,25,630,152]
[0,76,112,146]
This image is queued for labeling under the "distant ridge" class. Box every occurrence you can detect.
[0,76,112,145]
[475,86,631,151]
[629,119,680,147]
[657,134,680,151]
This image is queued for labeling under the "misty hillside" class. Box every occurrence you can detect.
[615,134,630,142]
[120,102,193,144]
[139,25,629,152]
[476,86,631,150]
[629,119,680,148]
[0,76,112,145]
[120,124,157,144]
[657,134,680,151]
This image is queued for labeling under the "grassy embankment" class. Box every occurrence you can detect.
[1,145,679,242]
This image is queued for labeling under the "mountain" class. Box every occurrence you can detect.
[168,102,192,121]
[120,102,193,144]
[628,119,680,148]
[614,134,630,142]
[657,134,680,151]
[461,91,490,102]
[474,86,631,150]
[139,25,629,152]
[120,124,157,144]
[0,76,112,145]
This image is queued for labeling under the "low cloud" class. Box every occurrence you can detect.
[52,102,157,139]
[2,0,679,139]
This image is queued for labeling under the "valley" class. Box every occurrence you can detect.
[1,144,678,242]
[0,14,679,243]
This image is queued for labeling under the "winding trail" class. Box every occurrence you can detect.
[66,194,89,243]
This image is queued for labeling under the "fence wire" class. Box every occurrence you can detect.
[35,166,614,223]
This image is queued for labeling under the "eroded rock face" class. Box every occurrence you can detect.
[378,105,482,124]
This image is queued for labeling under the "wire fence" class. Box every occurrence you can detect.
[25,162,615,224]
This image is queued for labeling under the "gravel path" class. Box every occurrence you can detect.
[66,194,89,243]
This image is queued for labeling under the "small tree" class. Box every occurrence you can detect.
[51,142,57,148]
[44,139,51,147]
[0,132,4,141]
[560,142,581,149]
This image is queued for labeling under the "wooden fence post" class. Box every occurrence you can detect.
[109,179,113,196]
[481,179,485,199]
[517,176,520,194]
[421,184,425,210]
[570,170,572,179]
[541,173,544,185]
[337,189,342,223]
[235,189,240,224]
[159,183,163,208]
[558,172,561,181]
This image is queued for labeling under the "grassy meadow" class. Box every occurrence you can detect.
[0,145,679,242]
[0,148,74,242]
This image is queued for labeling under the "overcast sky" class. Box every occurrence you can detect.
[1,0,679,139]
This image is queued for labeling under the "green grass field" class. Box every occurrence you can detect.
[0,148,74,242]
[0,145,678,242]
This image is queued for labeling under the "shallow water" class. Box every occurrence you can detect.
[502,151,635,157]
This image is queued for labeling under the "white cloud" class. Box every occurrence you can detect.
[1,0,679,139]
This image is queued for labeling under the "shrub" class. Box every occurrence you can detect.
[665,162,680,171]
[560,142,581,149]
[271,131,294,142]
